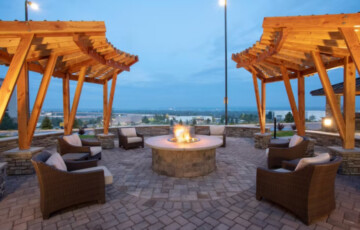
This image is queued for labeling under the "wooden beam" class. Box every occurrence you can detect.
[0,34,33,122]
[103,79,108,134]
[104,72,118,133]
[27,54,58,146]
[67,66,86,133]
[63,73,71,135]
[343,56,356,149]
[17,63,30,149]
[340,27,360,74]
[311,51,346,140]
[297,72,306,136]
[261,79,266,134]
[280,66,304,135]
[252,71,265,133]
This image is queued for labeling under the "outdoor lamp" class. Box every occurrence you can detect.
[323,118,332,127]
[219,0,226,6]
[25,0,39,21]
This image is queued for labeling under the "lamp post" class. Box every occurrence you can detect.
[219,0,228,125]
[25,0,39,21]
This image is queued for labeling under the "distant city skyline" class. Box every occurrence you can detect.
[0,0,359,110]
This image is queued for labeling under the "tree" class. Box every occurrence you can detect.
[179,119,183,125]
[73,118,82,128]
[309,115,316,122]
[206,118,211,124]
[284,112,294,123]
[142,116,150,124]
[40,116,53,129]
[266,111,273,120]
[0,112,17,130]
[192,118,197,126]
[51,117,63,128]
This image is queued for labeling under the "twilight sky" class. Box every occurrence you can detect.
[0,0,359,111]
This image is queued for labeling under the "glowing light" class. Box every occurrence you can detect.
[219,0,226,6]
[323,118,332,127]
[28,1,39,10]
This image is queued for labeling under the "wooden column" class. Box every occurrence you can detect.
[27,54,58,146]
[261,79,266,134]
[104,72,118,133]
[63,73,70,135]
[0,34,33,122]
[67,66,86,133]
[252,71,265,133]
[343,56,356,149]
[17,63,30,149]
[311,51,346,141]
[297,72,306,136]
[340,27,360,75]
[103,80,108,134]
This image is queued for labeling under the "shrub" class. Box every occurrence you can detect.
[40,116,53,129]
[78,127,85,135]
[277,123,285,131]
[291,123,297,131]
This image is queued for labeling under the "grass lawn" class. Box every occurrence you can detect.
[79,135,96,139]
[271,130,294,137]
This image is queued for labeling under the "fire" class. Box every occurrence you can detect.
[172,125,196,143]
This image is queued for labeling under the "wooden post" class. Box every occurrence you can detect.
[340,27,360,75]
[0,34,33,122]
[297,72,306,136]
[252,71,264,133]
[311,51,346,140]
[343,56,356,149]
[104,72,118,133]
[103,80,108,134]
[63,73,70,135]
[67,66,86,132]
[17,63,30,149]
[27,54,58,146]
[261,79,266,134]
[280,66,304,135]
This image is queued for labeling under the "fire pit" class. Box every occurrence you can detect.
[145,125,223,178]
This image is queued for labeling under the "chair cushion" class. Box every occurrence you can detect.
[273,168,292,173]
[265,148,269,157]
[210,126,225,135]
[63,134,82,147]
[46,153,67,171]
[121,128,137,137]
[73,166,113,185]
[295,153,331,171]
[210,135,223,140]
[128,137,143,143]
[289,135,303,148]
[90,146,102,156]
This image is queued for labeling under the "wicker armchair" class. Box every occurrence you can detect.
[256,156,342,225]
[58,134,102,160]
[267,136,309,169]
[118,128,144,150]
[31,151,105,219]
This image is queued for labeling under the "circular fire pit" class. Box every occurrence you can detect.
[145,135,223,178]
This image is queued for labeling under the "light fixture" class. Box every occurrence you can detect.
[28,1,39,10]
[323,118,332,127]
[219,0,226,6]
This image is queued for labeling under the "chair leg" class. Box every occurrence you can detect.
[256,194,262,201]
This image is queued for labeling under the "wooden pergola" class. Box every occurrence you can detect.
[232,13,360,149]
[0,21,138,150]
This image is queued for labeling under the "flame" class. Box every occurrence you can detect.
[173,125,193,143]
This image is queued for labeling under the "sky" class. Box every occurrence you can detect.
[0,0,359,111]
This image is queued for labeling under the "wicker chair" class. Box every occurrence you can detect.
[256,156,342,225]
[267,136,309,169]
[31,151,105,219]
[118,128,144,150]
[58,134,102,160]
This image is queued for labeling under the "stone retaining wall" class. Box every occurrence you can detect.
[94,125,171,137]
[305,130,360,148]
[195,125,270,138]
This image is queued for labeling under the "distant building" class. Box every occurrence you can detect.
[272,110,325,122]
[0,78,17,118]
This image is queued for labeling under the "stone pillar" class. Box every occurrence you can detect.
[254,132,272,149]
[323,96,341,131]
[305,138,315,157]
[328,146,360,175]
[0,162,7,200]
[96,133,115,149]
[2,147,43,175]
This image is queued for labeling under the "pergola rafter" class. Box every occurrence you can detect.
[232,13,360,149]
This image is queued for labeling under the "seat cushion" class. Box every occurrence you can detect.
[273,168,292,173]
[289,135,303,148]
[265,148,269,157]
[46,153,67,171]
[121,128,137,137]
[73,166,113,185]
[90,146,102,156]
[128,137,143,144]
[210,126,225,135]
[295,153,331,171]
[63,134,82,147]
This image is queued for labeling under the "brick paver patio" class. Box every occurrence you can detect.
[0,137,359,230]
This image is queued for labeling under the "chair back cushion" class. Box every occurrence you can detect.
[210,126,225,135]
[63,134,82,147]
[295,153,331,171]
[45,153,67,171]
[289,135,303,147]
[121,128,137,137]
